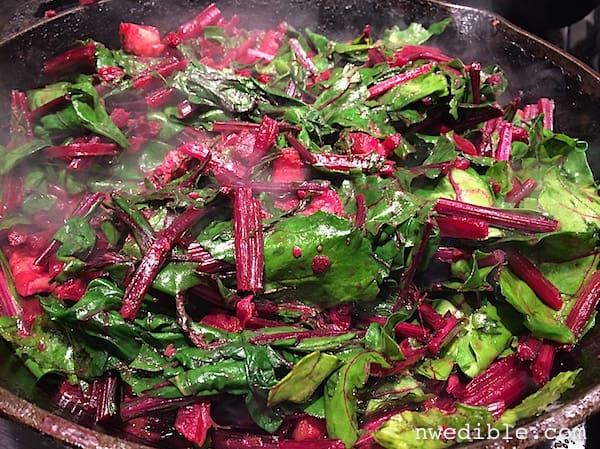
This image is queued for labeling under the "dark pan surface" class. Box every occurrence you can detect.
[0,1,600,448]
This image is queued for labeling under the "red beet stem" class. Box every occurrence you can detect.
[506,248,563,310]
[495,121,513,161]
[288,38,318,76]
[0,260,21,318]
[452,133,478,155]
[433,198,559,233]
[516,335,544,361]
[120,395,195,421]
[120,207,206,320]
[393,45,452,66]
[478,249,506,268]
[367,63,433,100]
[469,62,481,105]
[354,194,367,228]
[394,322,430,342]
[91,374,118,423]
[368,47,387,65]
[146,87,175,108]
[538,98,554,131]
[44,143,119,158]
[178,99,196,119]
[313,152,385,173]
[285,132,317,164]
[506,178,538,205]
[435,246,471,263]
[418,302,446,331]
[213,121,260,132]
[28,93,72,121]
[565,270,600,339]
[428,315,460,354]
[233,187,264,293]
[43,42,97,78]
[523,104,540,120]
[532,342,555,386]
[436,215,489,239]
[461,354,531,410]
[179,3,222,39]
[253,115,279,156]
[478,118,499,157]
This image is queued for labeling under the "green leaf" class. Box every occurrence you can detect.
[447,167,493,206]
[498,370,580,427]
[366,376,431,415]
[455,301,513,378]
[129,343,173,372]
[263,211,388,306]
[374,403,494,449]
[246,392,283,432]
[268,351,341,406]
[43,278,122,321]
[42,280,145,362]
[339,174,427,235]
[540,253,600,318]
[381,19,452,51]
[538,167,600,233]
[172,60,303,115]
[0,314,106,380]
[53,217,97,261]
[0,139,51,175]
[27,82,70,109]
[498,269,575,344]
[303,395,326,418]
[172,359,249,396]
[152,262,205,295]
[292,332,358,352]
[70,85,129,147]
[364,322,403,361]
[325,350,389,448]
[379,72,448,111]
[416,339,457,381]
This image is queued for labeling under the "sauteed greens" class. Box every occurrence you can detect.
[0,3,597,448]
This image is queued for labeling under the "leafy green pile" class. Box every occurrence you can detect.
[0,4,597,449]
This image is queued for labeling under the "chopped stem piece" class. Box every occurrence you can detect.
[565,270,600,339]
[121,207,206,320]
[434,198,559,233]
[367,63,433,100]
[506,248,563,310]
[469,62,481,105]
[506,178,538,205]
[436,215,489,239]
[285,132,317,164]
[233,187,264,293]
[289,38,318,76]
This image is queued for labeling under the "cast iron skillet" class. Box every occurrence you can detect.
[0,1,600,448]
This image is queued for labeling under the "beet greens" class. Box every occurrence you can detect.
[0,3,599,449]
